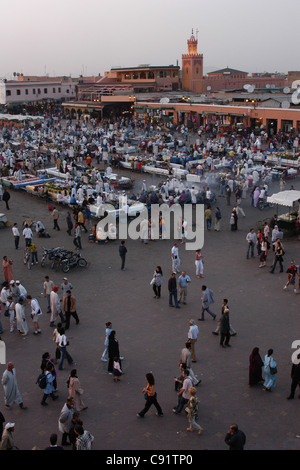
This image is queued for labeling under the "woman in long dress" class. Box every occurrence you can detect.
[68,369,87,411]
[263,349,277,391]
[248,347,264,386]
[2,257,14,284]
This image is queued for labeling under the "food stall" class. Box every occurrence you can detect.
[267,190,300,234]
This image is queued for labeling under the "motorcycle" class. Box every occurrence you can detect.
[60,252,88,273]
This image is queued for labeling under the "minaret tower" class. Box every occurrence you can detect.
[182,29,203,93]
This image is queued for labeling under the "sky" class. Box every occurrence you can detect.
[1,0,299,79]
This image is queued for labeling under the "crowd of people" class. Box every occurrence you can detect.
[0,111,299,451]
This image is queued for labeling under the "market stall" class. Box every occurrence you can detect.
[267,190,300,233]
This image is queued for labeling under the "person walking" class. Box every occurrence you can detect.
[2,362,26,410]
[5,295,15,333]
[77,209,88,233]
[137,373,163,418]
[63,290,79,330]
[230,208,238,231]
[224,424,246,450]
[56,327,75,371]
[113,357,123,382]
[66,211,74,236]
[73,224,82,250]
[186,387,203,435]
[199,285,216,321]
[151,266,163,299]
[246,229,257,259]
[0,423,18,450]
[187,319,199,362]
[15,296,28,337]
[270,239,284,273]
[214,207,222,232]
[258,236,268,268]
[50,286,64,327]
[168,272,180,308]
[41,363,59,406]
[67,369,87,411]
[220,308,231,348]
[119,240,127,270]
[178,271,191,305]
[171,242,181,274]
[225,185,231,206]
[43,276,54,313]
[212,299,237,337]
[58,397,75,446]
[108,330,123,374]
[51,207,60,231]
[179,342,201,386]
[263,349,277,392]
[195,249,204,278]
[2,189,10,210]
[248,347,264,387]
[173,369,193,415]
[287,354,300,399]
[74,424,94,450]
[26,295,42,335]
[283,260,298,293]
[12,223,20,250]
[204,206,212,231]
[101,321,113,362]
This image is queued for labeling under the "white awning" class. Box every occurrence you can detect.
[0,113,44,121]
[267,190,300,207]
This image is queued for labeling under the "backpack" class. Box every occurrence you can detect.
[36,372,47,389]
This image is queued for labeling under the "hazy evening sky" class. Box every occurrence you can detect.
[1,0,299,79]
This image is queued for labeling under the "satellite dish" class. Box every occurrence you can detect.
[281,100,290,109]
[271,84,275,89]
[206,86,211,91]
[247,85,255,93]
[265,84,271,89]
[160,97,170,104]
[283,87,290,94]
[243,84,251,90]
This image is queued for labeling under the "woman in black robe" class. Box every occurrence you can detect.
[108,331,121,373]
[249,347,264,386]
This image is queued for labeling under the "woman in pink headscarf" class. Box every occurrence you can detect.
[2,257,14,284]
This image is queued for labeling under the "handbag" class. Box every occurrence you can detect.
[269,365,277,375]
[4,309,9,317]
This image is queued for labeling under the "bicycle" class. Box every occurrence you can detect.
[22,216,37,231]
[23,247,31,270]
[257,199,274,211]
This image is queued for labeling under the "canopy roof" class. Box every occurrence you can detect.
[267,190,300,207]
[0,113,44,121]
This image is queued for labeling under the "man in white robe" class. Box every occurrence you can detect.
[50,287,64,327]
[1,363,26,409]
[15,298,28,336]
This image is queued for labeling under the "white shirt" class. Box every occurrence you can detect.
[188,324,199,340]
[171,246,179,259]
[30,298,41,316]
[12,226,20,237]
[23,227,33,238]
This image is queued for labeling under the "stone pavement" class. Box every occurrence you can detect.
[0,173,299,451]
